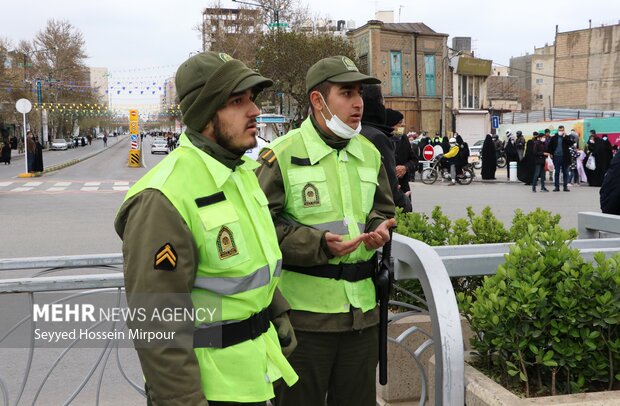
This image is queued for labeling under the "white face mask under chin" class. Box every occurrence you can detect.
[319,94,361,140]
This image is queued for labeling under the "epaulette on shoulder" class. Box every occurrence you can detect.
[259,148,278,167]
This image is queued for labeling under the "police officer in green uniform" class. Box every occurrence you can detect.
[114,52,298,406]
[256,56,396,406]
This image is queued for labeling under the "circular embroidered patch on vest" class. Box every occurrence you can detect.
[217,226,238,259]
[302,183,320,207]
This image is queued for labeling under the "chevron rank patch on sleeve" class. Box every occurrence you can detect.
[154,243,177,271]
[259,149,277,167]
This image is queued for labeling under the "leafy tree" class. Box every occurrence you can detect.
[255,31,356,124]
[0,38,24,135]
[31,19,98,138]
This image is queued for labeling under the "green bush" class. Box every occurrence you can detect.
[464,225,620,397]
[394,206,564,304]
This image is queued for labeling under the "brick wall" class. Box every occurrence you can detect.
[554,30,590,108]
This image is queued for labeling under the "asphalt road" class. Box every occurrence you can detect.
[0,136,165,258]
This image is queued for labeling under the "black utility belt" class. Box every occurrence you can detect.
[193,308,269,349]
[285,258,376,282]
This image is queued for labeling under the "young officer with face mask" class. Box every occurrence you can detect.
[256,56,396,406]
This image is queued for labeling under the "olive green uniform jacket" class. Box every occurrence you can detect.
[255,116,396,332]
[115,129,290,405]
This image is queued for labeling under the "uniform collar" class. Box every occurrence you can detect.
[179,133,259,188]
[301,117,365,164]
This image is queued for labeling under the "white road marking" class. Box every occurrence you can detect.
[24,182,43,187]
[81,187,99,192]
[85,182,100,186]
[47,187,68,192]
[12,187,34,192]
[113,186,130,191]
[0,182,14,187]
[54,182,71,187]
[114,181,129,186]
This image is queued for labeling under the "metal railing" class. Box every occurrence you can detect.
[2,214,618,406]
[502,108,620,124]
[0,237,465,406]
[578,211,620,239]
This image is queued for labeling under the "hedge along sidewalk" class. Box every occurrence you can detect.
[16,136,129,178]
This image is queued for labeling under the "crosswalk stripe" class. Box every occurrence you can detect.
[0,181,134,193]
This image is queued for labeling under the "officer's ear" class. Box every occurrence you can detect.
[202,118,215,139]
[309,90,325,113]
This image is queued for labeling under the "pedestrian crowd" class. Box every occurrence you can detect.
[474,127,616,193]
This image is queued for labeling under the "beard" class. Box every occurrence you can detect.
[212,115,257,156]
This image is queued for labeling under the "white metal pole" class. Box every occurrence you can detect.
[23,112,28,174]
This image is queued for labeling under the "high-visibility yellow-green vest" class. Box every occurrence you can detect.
[123,133,297,402]
[268,118,381,314]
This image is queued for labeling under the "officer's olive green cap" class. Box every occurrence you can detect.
[306,56,381,94]
[175,52,273,132]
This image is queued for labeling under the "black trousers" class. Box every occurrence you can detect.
[274,326,379,406]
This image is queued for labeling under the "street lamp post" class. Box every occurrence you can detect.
[440,50,463,137]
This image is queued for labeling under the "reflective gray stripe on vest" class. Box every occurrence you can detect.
[194,259,282,295]
[311,221,365,235]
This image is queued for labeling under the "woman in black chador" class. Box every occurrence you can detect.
[481,134,497,180]
[585,134,607,187]
[33,136,44,172]
[518,133,537,184]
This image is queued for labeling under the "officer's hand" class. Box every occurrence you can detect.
[272,313,297,357]
[395,165,407,178]
[363,218,397,250]
[325,232,366,257]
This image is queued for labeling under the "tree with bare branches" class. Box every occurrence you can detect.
[255,31,357,125]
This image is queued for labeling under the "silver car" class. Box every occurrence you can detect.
[151,138,169,154]
[50,138,68,150]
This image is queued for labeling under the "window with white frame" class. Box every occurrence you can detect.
[536,94,543,100]
[535,78,543,84]
[459,75,481,109]
[536,62,543,69]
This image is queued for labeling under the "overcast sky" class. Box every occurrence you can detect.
[2,0,618,108]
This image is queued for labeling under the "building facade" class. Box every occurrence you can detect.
[509,44,554,111]
[201,7,261,53]
[89,67,109,107]
[554,23,620,110]
[347,20,449,135]
[450,55,493,142]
